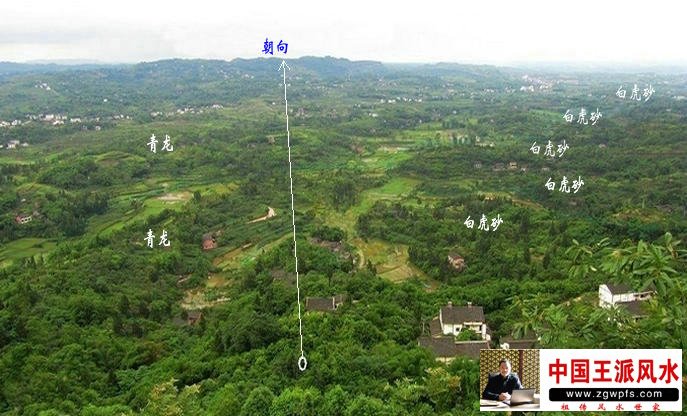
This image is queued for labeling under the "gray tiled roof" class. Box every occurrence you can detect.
[604,283,632,295]
[305,297,335,311]
[441,304,484,324]
[418,337,489,359]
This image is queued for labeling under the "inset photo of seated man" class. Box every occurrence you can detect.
[482,359,522,401]
[479,350,540,411]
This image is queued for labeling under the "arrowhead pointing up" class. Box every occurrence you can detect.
[278,60,290,72]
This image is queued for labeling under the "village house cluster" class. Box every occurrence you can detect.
[0,112,131,133]
[417,301,539,362]
[149,103,224,118]
[411,282,654,363]
[379,96,424,104]
[0,139,29,150]
[34,82,52,91]
[484,160,529,173]
[293,247,655,364]
[519,74,554,91]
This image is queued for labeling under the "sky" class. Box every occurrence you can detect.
[1,0,685,65]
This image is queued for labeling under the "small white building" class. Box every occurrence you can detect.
[599,283,653,308]
[15,215,32,224]
[439,302,489,340]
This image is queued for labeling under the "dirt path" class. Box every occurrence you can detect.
[180,289,230,310]
[157,191,192,202]
[248,206,276,223]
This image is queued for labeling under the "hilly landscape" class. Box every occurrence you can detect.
[0,57,686,415]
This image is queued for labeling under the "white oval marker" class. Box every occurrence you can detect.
[298,354,308,372]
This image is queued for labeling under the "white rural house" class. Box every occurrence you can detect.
[599,283,655,318]
[439,302,489,340]
[598,283,653,308]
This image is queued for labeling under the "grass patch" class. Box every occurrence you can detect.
[0,156,33,165]
[354,237,433,286]
[0,238,57,268]
[88,188,189,235]
[95,151,146,167]
[187,182,238,197]
[16,182,67,197]
[360,150,413,171]
[213,233,290,271]
[324,176,419,236]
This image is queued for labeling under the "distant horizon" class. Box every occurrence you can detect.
[4,56,687,74]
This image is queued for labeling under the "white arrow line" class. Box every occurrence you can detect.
[279,60,307,372]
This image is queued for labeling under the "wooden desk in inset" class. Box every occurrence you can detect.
[479,394,540,412]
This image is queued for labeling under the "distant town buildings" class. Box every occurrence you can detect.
[0,111,131,131]
[150,103,228,119]
[3,140,28,150]
[34,82,52,91]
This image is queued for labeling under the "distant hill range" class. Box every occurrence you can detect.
[0,57,402,119]
[0,61,126,78]
[2,56,684,80]
[0,56,684,120]
[0,56,388,81]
